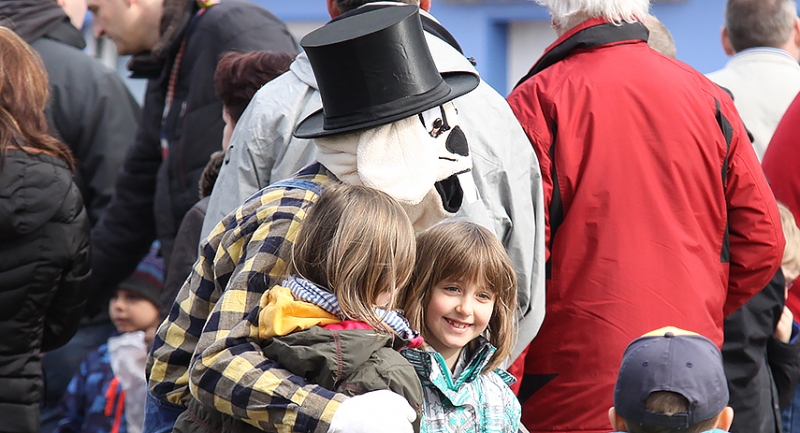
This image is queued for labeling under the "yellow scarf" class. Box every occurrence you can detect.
[258,286,340,341]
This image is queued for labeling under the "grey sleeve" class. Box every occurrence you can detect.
[201,75,321,243]
[201,117,267,241]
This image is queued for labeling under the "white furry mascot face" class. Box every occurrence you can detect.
[295,5,481,229]
[315,101,474,230]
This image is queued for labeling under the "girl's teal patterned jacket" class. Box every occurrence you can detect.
[402,337,521,433]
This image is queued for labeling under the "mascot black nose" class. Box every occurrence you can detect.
[445,126,469,157]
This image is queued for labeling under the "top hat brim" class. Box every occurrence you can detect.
[294,71,479,139]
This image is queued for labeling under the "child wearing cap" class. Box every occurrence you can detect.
[609,327,734,433]
[54,247,164,433]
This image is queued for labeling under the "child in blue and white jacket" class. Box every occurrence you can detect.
[399,221,521,433]
[55,249,163,433]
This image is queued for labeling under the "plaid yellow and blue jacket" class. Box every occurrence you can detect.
[146,163,345,432]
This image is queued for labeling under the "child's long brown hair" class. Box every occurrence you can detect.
[0,27,74,170]
[287,183,416,333]
[400,221,517,371]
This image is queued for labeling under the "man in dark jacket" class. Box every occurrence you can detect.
[0,2,142,431]
[86,0,298,313]
[0,0,141,227]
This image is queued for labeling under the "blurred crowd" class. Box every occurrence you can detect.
[1,1,799,433]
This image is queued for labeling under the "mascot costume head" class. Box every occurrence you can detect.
[294,5,479,230]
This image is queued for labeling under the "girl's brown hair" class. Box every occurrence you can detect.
[400,221,517,371]
[287,183,416,333]
[0,27,74,170]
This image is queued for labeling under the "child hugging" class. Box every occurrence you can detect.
[400,221,522,433]
[188,187,525,432]
[231,182,426,430]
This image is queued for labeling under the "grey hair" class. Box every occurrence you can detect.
[337,0,420,13]
[725,0,797,52]
[534,0,651,29]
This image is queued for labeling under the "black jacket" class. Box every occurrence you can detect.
[0,4,141,228]
[162,196,208,318]
[723,270,800,433]
[90,0,298,313]
[0,149,91,433]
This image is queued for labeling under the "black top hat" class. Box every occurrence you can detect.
[293,6,479,139]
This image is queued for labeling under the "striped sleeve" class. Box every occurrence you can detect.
[146,206,235,406]
[146,166,344,433]
[188,180,346,431]
[190,300,345,432]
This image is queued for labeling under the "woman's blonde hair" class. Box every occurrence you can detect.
[0,27,73,170]
[779,202,800,282]
[400,221,517,371]
[288,183,416,333]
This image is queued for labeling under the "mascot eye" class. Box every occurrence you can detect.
[430,118,450,138]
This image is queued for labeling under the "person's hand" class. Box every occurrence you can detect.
[327,390,416,433]
[144,324,158,346]
[774,306,794,344]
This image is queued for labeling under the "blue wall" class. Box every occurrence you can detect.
[250,0,738,93]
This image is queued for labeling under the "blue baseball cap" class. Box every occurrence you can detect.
[614,327,729,429]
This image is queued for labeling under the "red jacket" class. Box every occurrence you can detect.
[763,93,800,316]
[507,18,784,433]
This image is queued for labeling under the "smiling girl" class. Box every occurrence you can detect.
[400,221,522,433]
